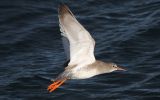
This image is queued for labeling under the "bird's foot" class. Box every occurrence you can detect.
[47,79,66,92]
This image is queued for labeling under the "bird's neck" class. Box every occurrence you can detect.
[91,60,113,74]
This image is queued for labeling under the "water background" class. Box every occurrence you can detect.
[0,0,160,100]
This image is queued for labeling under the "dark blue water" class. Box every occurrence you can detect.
[0,0,160,100]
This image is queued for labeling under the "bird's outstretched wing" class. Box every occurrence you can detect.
[58,4,95,69]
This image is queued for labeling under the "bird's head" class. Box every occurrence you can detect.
[91,61,126,74]
[108,63,126,72]
[102,62,126,73]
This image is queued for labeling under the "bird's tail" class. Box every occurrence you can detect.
[47,78,67,92]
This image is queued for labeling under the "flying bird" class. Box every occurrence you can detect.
[47,4,126,92]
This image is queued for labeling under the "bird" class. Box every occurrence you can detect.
[47,4,126,92]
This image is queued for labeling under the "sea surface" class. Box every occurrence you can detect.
[0,0,160,100]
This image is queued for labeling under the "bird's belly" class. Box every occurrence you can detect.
[71,68,98,79]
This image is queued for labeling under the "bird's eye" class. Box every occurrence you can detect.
[113,64,117,67]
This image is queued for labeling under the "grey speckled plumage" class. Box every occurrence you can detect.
[57,60,125,80]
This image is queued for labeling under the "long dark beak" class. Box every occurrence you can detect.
[117,66,126,71]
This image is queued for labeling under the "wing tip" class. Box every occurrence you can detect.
[58,4,73,18]
[58,4,69,15]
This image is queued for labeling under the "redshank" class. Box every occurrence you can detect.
[47,4,126,92]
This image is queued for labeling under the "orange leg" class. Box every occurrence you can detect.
[47,79,67,92]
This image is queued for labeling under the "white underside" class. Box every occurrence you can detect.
[71,68,99,79]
